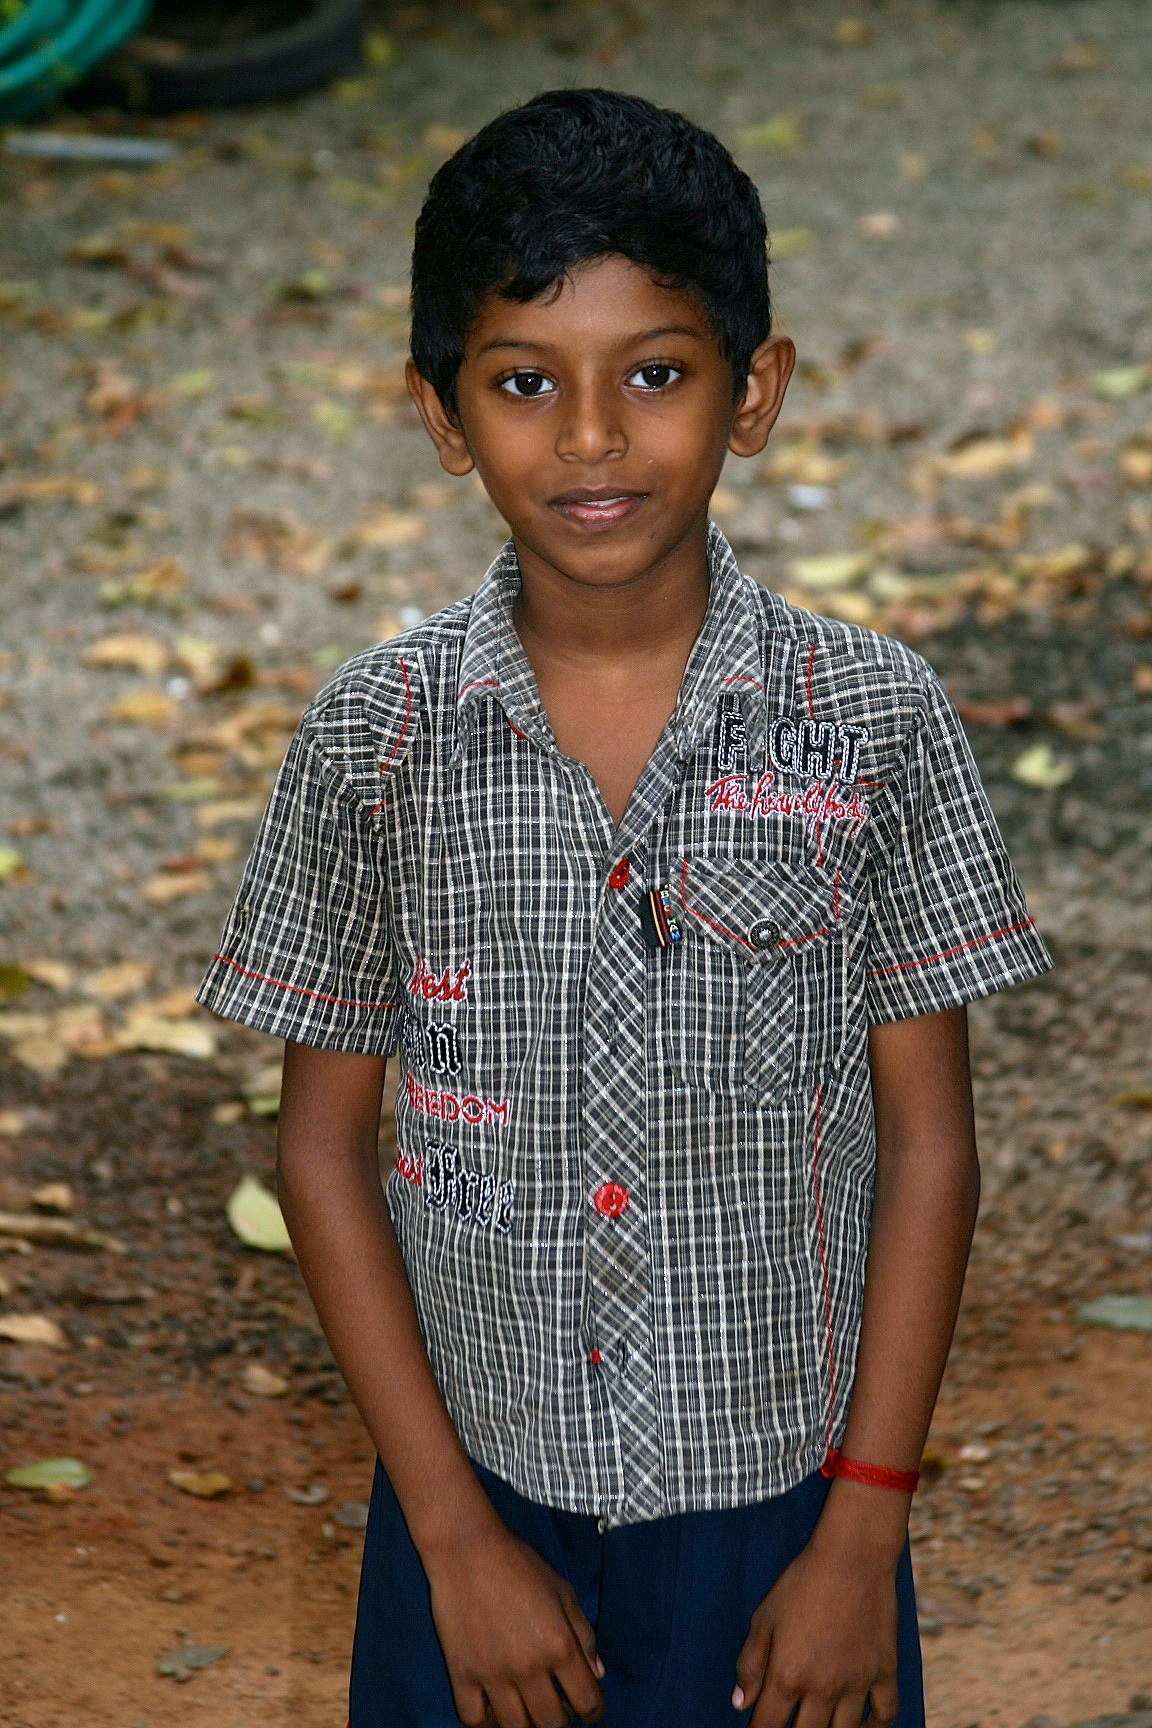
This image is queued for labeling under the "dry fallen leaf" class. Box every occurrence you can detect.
[5,1457,91,1490]
[10,1036,69,1075]
[732,114,801,153]
[115,1014,217,1060]
[84,960,152,1001]
[22,958,73,992]
[0,475,101,508]
[31,1182,74,1214]
[0,1211,125,1252]
[169,1469,232,1499]
[936,430,1034,481]
[0,847,28,883]
[349,506,427,550]
[105,689,178,728]
[141,871,211,905]
[81,632,170,676]
[0,1314,68,1348]
[857,211,902,241]
[242,1362,289,1398]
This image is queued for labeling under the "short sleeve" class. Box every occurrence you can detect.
[865,672,1052,1023]
[196,717,402,1054]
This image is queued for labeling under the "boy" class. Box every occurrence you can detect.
[198,90,1051,1728]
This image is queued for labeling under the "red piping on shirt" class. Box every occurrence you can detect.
[805,643,816,720]
[459,678,499,700]
[369,656,412,815]
[810,1084,838,1455]
[720,675,764,691]
[866,917,1036,979]
[211,952,400,1013]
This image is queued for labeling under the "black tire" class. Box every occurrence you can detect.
[79,0,366,113]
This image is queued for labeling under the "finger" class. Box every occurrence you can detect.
[518,1673,572,1728]
[869,1678,900,1727]
[559,1586,606,1681]
[830,1691,870,1728]
[483,1682,531,1728]
[552,1645,605,1722]
[747,1672,800,1728]
[732,1615,773,1713]
[448,1677,489,1728]
[792,1695,837,1728]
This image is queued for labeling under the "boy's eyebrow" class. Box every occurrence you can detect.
[475,324,706,356]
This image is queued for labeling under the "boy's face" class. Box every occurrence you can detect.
[407,255,793,596]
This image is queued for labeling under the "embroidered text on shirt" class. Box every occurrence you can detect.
[404,1071,511,1128]
[423,1141,515,1232]
[402,1010,463,1076]
[706,772,869,837]
[768,717,870,786]
[716,708,748,776]
[409,955,471,1003]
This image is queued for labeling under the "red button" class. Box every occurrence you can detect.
[608,858,631,890]
[592,1182,629,1219]
[589,1349,603,1366]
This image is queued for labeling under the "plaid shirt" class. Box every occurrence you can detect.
[199,527,1051,1524]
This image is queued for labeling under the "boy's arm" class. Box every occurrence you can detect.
[276,1041,604,1728]
[734,1005,980,1727]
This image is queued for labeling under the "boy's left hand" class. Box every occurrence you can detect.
[731,1512,901,1728]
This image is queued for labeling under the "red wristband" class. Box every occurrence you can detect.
[820,1447,920,1493]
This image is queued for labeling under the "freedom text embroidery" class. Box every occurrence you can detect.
[404,1072,510,1128]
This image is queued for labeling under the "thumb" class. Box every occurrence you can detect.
[561,1586,605,1679]
[732,1614,773,1712]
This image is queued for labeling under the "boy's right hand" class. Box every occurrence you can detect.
[425,1520,605,1727]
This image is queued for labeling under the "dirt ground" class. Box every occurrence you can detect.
[2,0,1151,1724]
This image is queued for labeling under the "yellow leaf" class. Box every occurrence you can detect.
[789,553,874,592]
[733,114,801,153]
[169,1469,232,1499]
[770,227,812,258]
[141,871,210,905]
[936,432,1033,481]
[22,959,73,992]
[0,1314,68,1348]
[31,1182,73,1214]
[1011,743,1074,790]
[105,689,177,727]
[364,30,396,68]
[171,369,214,397]
[1091,365,1151,400]
[81,632,170,675]
[0,847,26,882]
[227,1174,292,1254]
[422,124,468,155]
[116,1015,217,1059]
[84,961,152,1000]
[351,507,427,549]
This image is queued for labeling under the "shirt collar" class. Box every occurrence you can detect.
[454,523,770,759]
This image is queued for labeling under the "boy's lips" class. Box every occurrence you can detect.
[549,488,648,527]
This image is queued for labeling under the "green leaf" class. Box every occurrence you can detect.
[1076,1296,1152,1333]
[226,1175,292,1254]
[6,1457,92,1490]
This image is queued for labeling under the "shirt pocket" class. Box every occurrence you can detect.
[670,858,846,1103]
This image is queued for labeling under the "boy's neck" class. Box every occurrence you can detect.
[509,523,712,668]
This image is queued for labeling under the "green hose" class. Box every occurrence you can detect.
[0,0,152,120]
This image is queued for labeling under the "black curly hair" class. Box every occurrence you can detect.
[410,88,771,418]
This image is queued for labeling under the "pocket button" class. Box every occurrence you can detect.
[749,918,782,950]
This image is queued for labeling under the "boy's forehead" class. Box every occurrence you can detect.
[464,255,716,356]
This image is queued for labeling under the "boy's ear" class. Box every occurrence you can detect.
[405,361,476,476]
[727,334,796,459]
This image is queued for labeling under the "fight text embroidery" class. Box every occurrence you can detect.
[409,955,471,1003]
[716,708,748,776]
[768,716,869,786]
[404,1071,510,1128]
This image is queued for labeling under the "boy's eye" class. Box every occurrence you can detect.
[627,363,681,390]
[500,371,555,397]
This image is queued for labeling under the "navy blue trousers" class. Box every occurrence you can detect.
[350,1458,925,1728]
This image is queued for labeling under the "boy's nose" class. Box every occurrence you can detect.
[554,385,627,464]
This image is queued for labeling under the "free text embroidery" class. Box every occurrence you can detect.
[424,1142,515,1232]
[404,1071,511,1128]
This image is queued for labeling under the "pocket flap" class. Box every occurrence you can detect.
[674,858,841,960]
